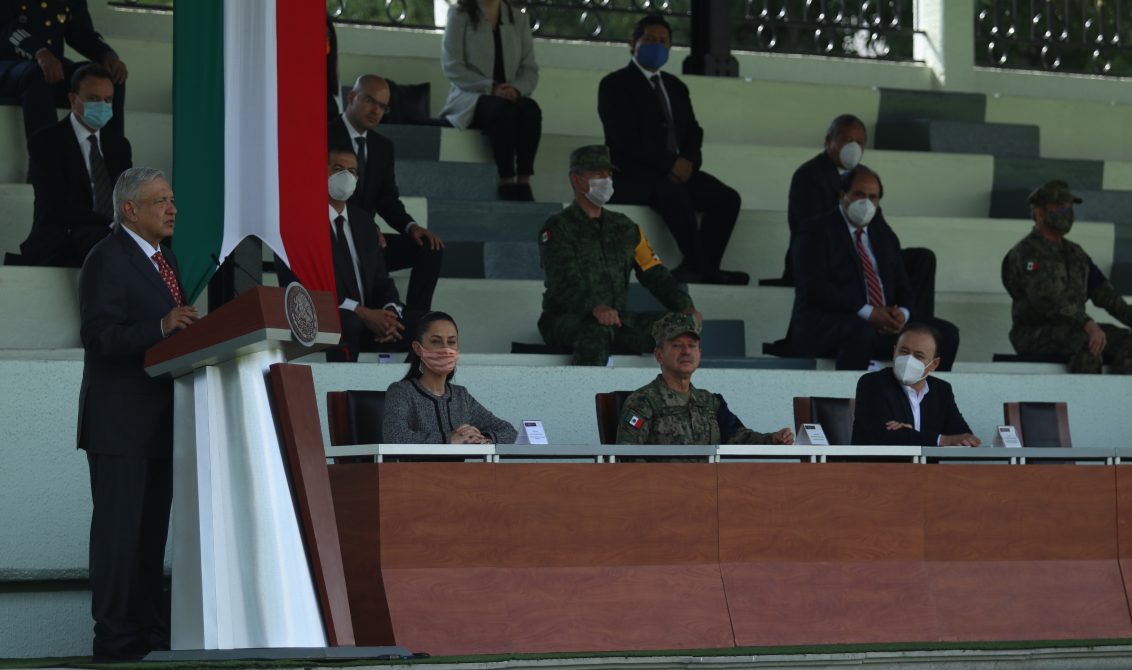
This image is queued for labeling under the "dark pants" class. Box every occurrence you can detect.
[86,452,172,659]
[330,307,425,362]
[1012,322,1132,374]
[611,169,740,274]
[21,222,111,268]
[539,310,664,366]
[794,315,960,371]
[0,58,126,142]
[471,95,541,178]
[382,232,442,312]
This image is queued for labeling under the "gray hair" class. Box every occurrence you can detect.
[113,167,166,225]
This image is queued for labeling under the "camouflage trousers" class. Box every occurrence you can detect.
[1012,323,1132,374]
[538,310,666,366]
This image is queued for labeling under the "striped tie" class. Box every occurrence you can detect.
[855,228,885,307]
[152,251,184,307]
[88,135,113,218]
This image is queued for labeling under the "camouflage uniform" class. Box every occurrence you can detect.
[1001,181,1132,374]
[538,146,693,366]
[616,313,775,445]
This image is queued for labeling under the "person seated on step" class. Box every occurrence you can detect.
[0,0,128,143]
[331,74,443,314]
[787,165,960,371]
[19,64,131,267]
[538,145,699,366]
[851,322,980,447]
[1002,180,1132,374]
[782,114,936,318]
[439,0,541,201]
[617,313,793,446]
[597,13,747,286]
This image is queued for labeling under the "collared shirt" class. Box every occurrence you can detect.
[339,113,417,232]
[121,223,169,337]
[632,56,677,153]
[840,206,910,324]
[901,379,941,445]
[69,112,100,190]
[329,203,402,317]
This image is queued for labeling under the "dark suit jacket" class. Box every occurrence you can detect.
[328,117,413,233]
[21,116,132,262]
[77,225,184,458]
[278,203,403,359]
[789,207,915,355]
[0,0,115,61]
[787,152,841,234]
[851,369,972,446]
[597,62,704,177]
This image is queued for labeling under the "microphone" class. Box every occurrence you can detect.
[210,252,264,289]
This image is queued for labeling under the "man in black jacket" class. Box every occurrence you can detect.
[789,165,959,370]
[329,74,443,312]
[851,323,980,447]
[597,14,746,286]
[783,114,937,318]
[0,0,127,141]
[20,64,130,266]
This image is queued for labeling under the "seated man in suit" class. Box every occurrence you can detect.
[280,145,418,361]
[330,74,443,312]
[597,14,746,286]
[851,322,980,446]
[0,0,127,142]
[782,114,936,317]
[20,63,131,267]
[789,165,959,370]
[617,312,793,445]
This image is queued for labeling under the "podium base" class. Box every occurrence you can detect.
[146,646,415,662]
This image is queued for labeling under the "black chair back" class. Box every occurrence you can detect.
[793,396,855,446]
[595,391,633,445]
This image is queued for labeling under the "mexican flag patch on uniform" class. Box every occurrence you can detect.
[540,230,551,243]
[1026,261,1039,272]
[626,415,645,429]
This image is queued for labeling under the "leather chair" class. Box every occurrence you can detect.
[1003,401,1072,448]
[793,396,856,446]
[326,390,387,462]
[595,391,633,445]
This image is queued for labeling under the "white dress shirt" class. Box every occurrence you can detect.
[840,208,911,324]
[901,379,941,445]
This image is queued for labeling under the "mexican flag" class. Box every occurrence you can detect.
[172,0,334,302]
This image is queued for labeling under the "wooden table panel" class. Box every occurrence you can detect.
[1114,469,1132,557]
[928,561,1132,640]
[383,565,733,656]
[723,561,934,646]
[718,464,926,562]
[924,466,1117,561]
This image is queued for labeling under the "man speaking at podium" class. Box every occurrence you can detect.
[77,166,198,660]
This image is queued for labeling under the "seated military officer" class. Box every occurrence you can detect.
[616,313,794,445]
[1002,180,1132,374]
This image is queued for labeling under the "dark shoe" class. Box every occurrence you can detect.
[496,183,533,201]
[670,264,706,284]
[708,269,750,286]
[514,182,534,201]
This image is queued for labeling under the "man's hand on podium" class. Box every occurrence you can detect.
[161,305,200,336]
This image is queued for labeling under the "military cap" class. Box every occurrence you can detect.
[569,145,616,172]
[652,312,701,343]
[1029,180,1083,207]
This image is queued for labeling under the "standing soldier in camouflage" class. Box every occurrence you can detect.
[617,313,794,445]
[1002,180,1132,373]
[539,145,700,365]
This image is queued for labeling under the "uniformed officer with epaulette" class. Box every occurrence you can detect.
[0,0,127,141]
[616,312,794,445]
[1002,180,1132,374]
[538,145,700,365]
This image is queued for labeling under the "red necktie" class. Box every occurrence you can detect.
[152,251,184,307]
[855,228,885,307]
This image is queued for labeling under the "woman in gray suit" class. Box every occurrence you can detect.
[440,0,541,201]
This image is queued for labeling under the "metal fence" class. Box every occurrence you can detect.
[975,0,1132,75]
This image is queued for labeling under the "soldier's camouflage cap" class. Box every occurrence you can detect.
[1029,180,1083,207]
[652,312,701,343]
[569,145,616,172]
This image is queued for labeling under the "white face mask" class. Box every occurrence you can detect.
[893,354,928,386]
[584,176,614,207]
[328,170,357,201]
[845,198,876,228]
[838,141,862,170]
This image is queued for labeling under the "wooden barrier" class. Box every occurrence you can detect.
[329,462,1132,656]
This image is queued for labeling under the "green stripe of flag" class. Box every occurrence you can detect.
[172,0,226,303]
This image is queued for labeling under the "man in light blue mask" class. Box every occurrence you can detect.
[597,14,748,286]
[19,63,132,267]
[851,323,979,447]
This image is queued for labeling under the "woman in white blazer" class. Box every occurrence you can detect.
[440,0,541,200]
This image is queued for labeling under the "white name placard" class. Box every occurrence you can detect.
[993,425,1023,448]
[515,419,548,445]
[794,423,830,446]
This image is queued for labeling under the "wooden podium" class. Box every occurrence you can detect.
[145,286,353,651]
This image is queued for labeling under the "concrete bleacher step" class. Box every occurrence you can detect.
[989,157,1106,218]
[874,119,1040,158]
[428,199,560,241]
[0,184,33,257]
[375,124,443,161]
[876,88,987,124]
[394,159,498,201]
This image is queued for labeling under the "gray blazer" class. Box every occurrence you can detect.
[383,377,518,444]
[439,2,539,129]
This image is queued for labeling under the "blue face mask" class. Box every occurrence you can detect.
[80,101,113,130]
[635,42,669,70]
